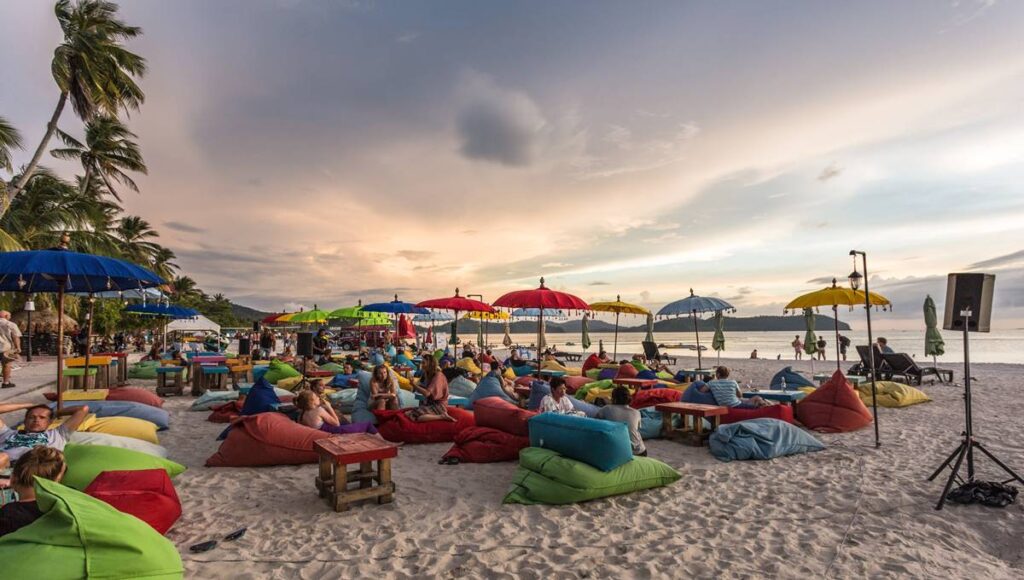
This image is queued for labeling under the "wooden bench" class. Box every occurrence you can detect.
[61,367,98,390]
[612,378,659,390]
[196,365,229,395]
[314,434,398,512]
[228,363,253,387]
[66,356,113,389]
[655,402,729,446]
[156,367,185,397]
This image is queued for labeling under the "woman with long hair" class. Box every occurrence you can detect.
[406,355,454,422]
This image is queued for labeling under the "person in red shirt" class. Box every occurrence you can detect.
[582,350,610,374]
[479,349,495,366]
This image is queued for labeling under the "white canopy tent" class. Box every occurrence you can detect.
[166,314,221,334]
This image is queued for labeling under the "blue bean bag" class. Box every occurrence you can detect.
[511,364,534,377]
[351,370,377,425]
[240,378,281,416]
[329,372,358,388]
[681,382,716,405]
[638,408,664,440]
[528,413,633,472]
[636,370,658,380]
[252,365,270,382]
[526,380,598,417]
[467,376,515,410]
[50,401,170,431]
[708,418,826,462]
[448,375,477,398]
[770,367,815,390]
[328,388,359,414]
[597,368,617,380]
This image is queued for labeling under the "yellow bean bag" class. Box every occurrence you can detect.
[456,358,483,376]
[584,386,636,404]
[504,368,516,380]
[78,415,161,445]
[659,382,689,392]
[396,374,413,391]
[540,361,582,376]
[59,389,109,401]
[276,375,304,391]
[856,381,931,408]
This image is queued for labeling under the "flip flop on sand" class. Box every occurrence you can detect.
[189,527,248,553]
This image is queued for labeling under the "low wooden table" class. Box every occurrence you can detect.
[612,378,659,390]
[95,352,129,385]
[314,434,398,512]
[742,389,806,404]
[305,370,336,379]
[675,369,715,382]
[655,402,728,446]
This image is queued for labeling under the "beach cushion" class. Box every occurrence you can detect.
[263,360,300,384]
[585,368,601,380]
[0,478,182,579]
[252,364,270,381]
[584,386,626,405]
[526,380,599,417]
[638,408,666,440]
[373,407,476,444]
[318,362,346,374]
[105,387,164,408]
[44,389,108,402]
[503,447,681,505]
[709,418,826,462]
[474,397,537,436]
[615,363,639,379]
[511,364,534,377]
[681,382,717,405]
[442,426,530,463]
[449,375,477,398]
[597,368,618,380]
[206,412,330,467]
[61,443,185,490]
[329,372,358,388]
[796,370,873,433]
[127,361,160,380]
[51,400,169,431]
[528,413,633,472]
[328,387,360,414]
[466,376,516,410]
[856,381,931,408]
[275,375,304,391]
[350,370,377,425]
[69,431,168,458]
[207,400,242,423]
[562,375,593,394]
[572,379,613,401]
[630,388,682,409]
[721,404,795,425]
[79,415,161,444]
[85,469,182,534]
[770,367,816,389]
[240,377,281,415]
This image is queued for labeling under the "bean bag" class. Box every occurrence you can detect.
[656,371,676,381]
[528,413,633,472]
[562,375,594,394]
[373,407,476,444]
[796,370,873,433]
[597,368,618,380]
[318,362,346,373]
[44,389,108,402]
[770,367,816,390]
[69,431,169,459]
[207,400,242,423]
[636,370,658,380]
[0,478,183,579]
[681,382,717,405]
[584,386,633,405]
[638,408,665,440]
[526,380,599,417]
[630,388,682,409]
[514,376,534,387]
[329,372,359,388]
[511,364,535,377]
[442,427,530,463]
[105,387,164,408]
[80,415,161,444]
[474,397,537,436]
[206,412,330,467]
[456,357,483,376]
[466,376,515,410]
[127,361,160,380]
[573,379,613,400]
[504,447,681,505]
[85,469,182,534]
[252,364,270,382]
[329,387,360,414]
[276,375,304,391]
[585,368,601,380]
[263,360,301,384]
[350,370,377,425]
[614,363,638,379]
[449,375,477,398]
[540,361,582,376]
[720,403,795,425]
[61,443,185,490]
[240,377,282,415]
[709,418,826,462]
[50,400,170,431]
[856,381,932,408]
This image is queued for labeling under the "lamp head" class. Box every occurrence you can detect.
[848,269,863,291]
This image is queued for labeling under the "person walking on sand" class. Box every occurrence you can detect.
[792,335,803,360]
[816,337,827,360]
[0,311,22,389]
[838,334,850,361]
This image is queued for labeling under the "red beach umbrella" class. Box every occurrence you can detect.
[417,288,495,350]
[397,314,416,339]
[493,277,590,354]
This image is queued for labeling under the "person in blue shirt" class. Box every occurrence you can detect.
[876,337,895,354]
[699,366,770,409]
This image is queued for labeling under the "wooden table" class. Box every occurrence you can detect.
[612,378,659,390]
[675,368,715,382]
[305,370,336,379]
[95,352,129,385]
[66,356,112,389]
[742,389,806,404]
[655,402,728,446]
[189,355,226,386]
[314,434,399,512]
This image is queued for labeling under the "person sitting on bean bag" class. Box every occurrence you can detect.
[0,446,66,537]
[539,377,585,416]
[407,356,455,423]
[369,364,400,411]
[0,403,89,469]
[595,387,647,457]
[456,350,483,379]
[582,350,610,374]
[700,366,770,409]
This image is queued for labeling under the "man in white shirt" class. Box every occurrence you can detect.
[0,402,89,469]
[0,311,22,389]
[539,377,584,416]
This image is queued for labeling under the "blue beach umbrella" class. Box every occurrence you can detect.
[362,295,429,344]
[657,289,735,369]
[123,303,199,318]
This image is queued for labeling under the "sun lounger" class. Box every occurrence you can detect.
[880,353,954,385]
[851,345,890,379]
[642,341,678,365]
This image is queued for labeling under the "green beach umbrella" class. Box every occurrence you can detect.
[581,313,592,351]
[644,312,655,345]
[712,310,726,365]
[477,317,485,349]
[291,305,331,325]
[803,308,818,371]
[924,295,945,364]
[502,318,512,348]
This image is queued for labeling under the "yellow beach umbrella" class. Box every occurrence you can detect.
[463,311,510,321]
[785,278,890,369]
[589,295,650,360]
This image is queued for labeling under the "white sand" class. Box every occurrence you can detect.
[130,357,1023,577]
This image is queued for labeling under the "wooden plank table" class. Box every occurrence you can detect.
[655,402,728,446]
[612,378,659,390]
[314,434,399,512]
[95,352,129,385]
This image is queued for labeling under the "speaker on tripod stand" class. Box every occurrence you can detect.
[928,273,1023,509]
[295,332,314,389]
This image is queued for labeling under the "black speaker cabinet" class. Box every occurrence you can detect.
[297,332,314,356]
[943,273,994,333]
[252,320,261,332]
[238,337,251,355]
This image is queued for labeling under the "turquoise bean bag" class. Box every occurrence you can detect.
[709,418,826,462]
[528,413,633,472]
[467,376,515,410]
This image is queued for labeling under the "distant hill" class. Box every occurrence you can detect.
[419,315,849,334]
[231,303,272,323]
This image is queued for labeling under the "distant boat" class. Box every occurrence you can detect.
[658,343,707,351]
[565,341,575,345]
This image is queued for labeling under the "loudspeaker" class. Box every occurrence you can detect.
[297,332,314,357]
[943,273,994,333]
[253,321,260,332]
[238,337,251,356]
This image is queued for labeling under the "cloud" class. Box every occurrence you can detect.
[456,72,548,167]
[164,221,206,234]
[588,281,610,286]
[968,248,1024,270]
[283,301,308,312]
[396,32,420,43]
[396,250,436,261]
[817,163,843,181]
[541,262,570,268]
[806,276,838,285]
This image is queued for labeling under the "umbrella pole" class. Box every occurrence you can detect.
[613,312,620,361]
[693,312,702,369]
[83,297,94,391]
[56,286,66,413]
[833,306,841,371]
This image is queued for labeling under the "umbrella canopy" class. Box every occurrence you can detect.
[289,306,330,324]
[590,295,649,360]
[924,295,945,358]
[464,311,510,321]
[494,277,589,358]
[712,311,725,363]
[397,314,416,339]
[581,313,592,351]
[656,289,735,369]
[327,303,369,319]
[262,313,289,324]
[416,288,494,352]
[414,311,454,323]
[510,308,568,319]
[91,287,165,301]
[123,303,199,319]
[363,295,429,315]
[502,319,512,348]
[644,312,655,345]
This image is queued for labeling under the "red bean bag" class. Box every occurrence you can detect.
[630,388,682,409]
[106,387,165,408]
[795,370,872,433]
[205,412,330,466]
[84,469,182,534]
[373,406,475,444]
[514,376,534,387]
[208,401,242,423]
[615,363,638,379]
[473,397,537,436]
[442,427,530,463]
[721,403,795,425]
[562,376,593,395]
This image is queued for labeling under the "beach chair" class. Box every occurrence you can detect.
[642,341,678,365]
[852,345,890,379]
[880,353,953,385]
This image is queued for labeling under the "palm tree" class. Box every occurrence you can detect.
[115,215,160,264]
[150,246,179,281]
[6,0,146,209]
[0,116,22,174]
[171,275,201,300]
[52,115,147,200]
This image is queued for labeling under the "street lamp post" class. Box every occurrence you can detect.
[849,250,881,448]
[467,294,485,349]
[24,295,34,362]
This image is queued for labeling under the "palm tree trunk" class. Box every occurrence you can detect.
[80,165,93,195]
[5,92,68,213]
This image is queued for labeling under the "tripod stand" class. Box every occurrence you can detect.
[927,308,1024,510]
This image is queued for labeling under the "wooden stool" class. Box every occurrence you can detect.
[197,366,229,396]
[156,367,185,397]
[62,367,98,390]
[228,364,253,388]
[314,434,398,512]
[655,402,728,446]
[66,356,113,389]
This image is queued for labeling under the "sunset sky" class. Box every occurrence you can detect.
[2,0,1023,329]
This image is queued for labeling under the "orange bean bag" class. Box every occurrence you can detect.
[373,406,476,444]
[441,426,530,463]
[473,396,537,436]
[106,387,165,408]
[615,363,639,379]
[795,370,872,433]
[85,469,182,535]
[630,388,682,409]
[205,413,330,467]
[514,376,534,387]
[562,376,594,394]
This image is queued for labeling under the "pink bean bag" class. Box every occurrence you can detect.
[615,363,639,379]
[106,387,165,408]
[373,407,476,444]
[473,396,537,436]
[514,376,534,387]
[795,370,872,432]
[205,413,330,467]
[84,469,182,534]
[442,427,530,463]
[630,388,682,409]
[721,403,795,425]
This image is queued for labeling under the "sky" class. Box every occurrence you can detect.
[2,0,1023,330]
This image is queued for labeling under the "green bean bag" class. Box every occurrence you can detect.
[573,379,613,400]
[503,447,681,505]
[263,360,301,384]
[0,478,183,579]
[62,443,186,491]
[585,368,601,380]
[128,361,160,380]
[318,362,346,374]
